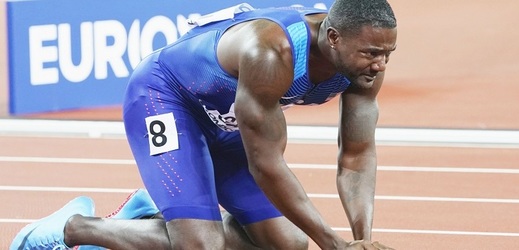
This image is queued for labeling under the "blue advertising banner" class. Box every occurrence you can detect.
[7,0,333,114]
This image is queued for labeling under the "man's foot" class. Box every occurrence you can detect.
[10,196,95,250]
[75,189,160,250]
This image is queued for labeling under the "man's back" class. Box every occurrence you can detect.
[153,6,349,132]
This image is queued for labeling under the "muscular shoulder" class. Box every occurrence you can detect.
[217,19,293,77]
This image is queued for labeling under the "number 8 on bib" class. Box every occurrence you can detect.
[145,112,179,155]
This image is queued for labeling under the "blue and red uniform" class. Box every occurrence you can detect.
[123,4,350,225]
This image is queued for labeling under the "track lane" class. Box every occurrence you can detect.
[1,130,518,249]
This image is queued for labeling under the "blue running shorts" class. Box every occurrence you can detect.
[122,52,282,225]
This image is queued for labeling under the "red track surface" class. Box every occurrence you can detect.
[1,135,518,249]
[2,0,519,249]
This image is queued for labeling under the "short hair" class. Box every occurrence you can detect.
[328,0,397,35]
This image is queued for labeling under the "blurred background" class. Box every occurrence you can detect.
[1,0,518,129]
[1,1,518,249]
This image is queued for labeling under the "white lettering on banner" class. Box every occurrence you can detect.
[93,20,129,79]
[26,3,328,86]
[128,16,179,69]
[29,25,59,85]
[141,16,178,60]
[27,15,192,85]
[58,23,94,83]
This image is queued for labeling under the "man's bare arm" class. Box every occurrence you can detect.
[337,73,384,241]
[233,22,346,249]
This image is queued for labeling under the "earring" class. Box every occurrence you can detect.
[330,45,336,50]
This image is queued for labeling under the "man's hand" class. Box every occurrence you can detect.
[372,241,395,250]
[346,240,396,250]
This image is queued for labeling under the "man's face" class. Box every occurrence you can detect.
[332,26,397,88]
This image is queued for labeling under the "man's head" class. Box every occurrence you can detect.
[328,0,396,37]
[325,0,398,88]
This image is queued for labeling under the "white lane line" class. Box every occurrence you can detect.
[0,186,135,193]
[0,156,135,165]
[308,194,519,204]
[2,187,518,237]
[378,165,519,174]
[2,119,519,148]
[0,119,125,138]
[1,186,518,204]
[1,217,515,237]
[288,126,519,148]
[375,196,519,204]
[1,156,518,174]
[332,227,519,237]
[290,163,519,174]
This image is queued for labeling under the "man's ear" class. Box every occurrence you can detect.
[327,27,340,48]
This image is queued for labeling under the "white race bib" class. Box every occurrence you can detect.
[145,113,179,155]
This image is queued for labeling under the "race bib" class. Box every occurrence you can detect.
[145,113,179,156]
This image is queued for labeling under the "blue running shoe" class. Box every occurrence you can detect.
[105,188,159,220]
[74,189,160,250]
[10,196,95,250]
